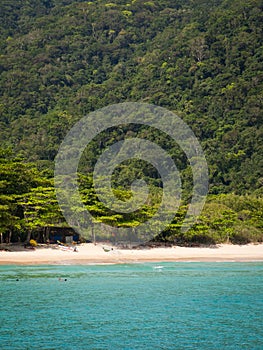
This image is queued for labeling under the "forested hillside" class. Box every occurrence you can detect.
[0,0,262,244]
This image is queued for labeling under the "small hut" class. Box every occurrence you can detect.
[46,226,80,244]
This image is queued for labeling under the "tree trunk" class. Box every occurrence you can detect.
[8,230,12,243]
[26,230,31,242]
[45,227,50,243]
[91,222,96,245]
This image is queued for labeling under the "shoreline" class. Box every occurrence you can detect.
[0,243,263,265]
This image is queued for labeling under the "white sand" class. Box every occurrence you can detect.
[0,243,263,265]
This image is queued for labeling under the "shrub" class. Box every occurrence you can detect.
[29,239,38,247]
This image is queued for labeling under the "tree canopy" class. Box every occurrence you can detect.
[0,0,262,244]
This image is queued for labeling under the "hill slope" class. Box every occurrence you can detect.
[0,0,262,194]
[0,0,262,244]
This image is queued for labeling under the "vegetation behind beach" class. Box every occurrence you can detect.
[0,0,262,244]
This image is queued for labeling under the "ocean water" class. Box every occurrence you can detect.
[0,263,262,350]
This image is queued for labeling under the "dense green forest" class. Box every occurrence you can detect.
[0,0,262,244]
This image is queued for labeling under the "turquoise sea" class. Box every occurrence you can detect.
[0,263,262,350]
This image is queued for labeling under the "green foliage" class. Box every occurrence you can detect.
[0,0,261,196]
[0,148,64,242]
[0,1,262,244]
[0,149,262,244]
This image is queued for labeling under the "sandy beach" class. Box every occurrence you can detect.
[0,243,263,265]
